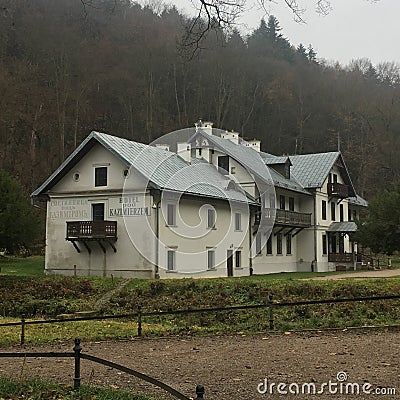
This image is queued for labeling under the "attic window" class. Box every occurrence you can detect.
[95,167,107,187]
[123,168,130,178]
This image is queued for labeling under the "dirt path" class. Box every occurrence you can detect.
[312,268,400,280]
[1,330,399,399]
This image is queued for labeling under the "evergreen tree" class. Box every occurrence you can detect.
[307,44,317,63]
[355,183,400,255]
[0,170,41,254]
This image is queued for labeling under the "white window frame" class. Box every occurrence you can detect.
[167,204,176,226]
[235,212,241,231]
[207,249,215,270]
[207,208,216,229]
[167,249,176,271]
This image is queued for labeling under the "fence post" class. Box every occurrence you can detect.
[73,338,82,391]
[268,294,274,330]
[20,314,26,345]
[137,304,142,337]
[195,384,205,399]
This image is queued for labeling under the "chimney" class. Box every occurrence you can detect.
[195,119,213,135]
[221,130,239,144]
[177,142,191,163]
[248,139,261,152]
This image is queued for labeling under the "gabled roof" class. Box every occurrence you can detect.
[32,131,252,204]
[289,151,356,196]
[189,129,273,185]
[188,129,310,195]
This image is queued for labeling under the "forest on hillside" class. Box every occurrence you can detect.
[1,0,400,199]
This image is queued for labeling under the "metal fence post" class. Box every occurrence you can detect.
[73,337,82,390]
[20,314,26,345]
[195,384,205,399]
[268,294,274,330]
[137,304,142,337]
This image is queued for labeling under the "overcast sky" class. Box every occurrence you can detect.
[169,0,399,66]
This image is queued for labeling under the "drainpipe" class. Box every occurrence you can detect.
[249,207,253,276]
[312,190,317,272]
[152,190,161,279]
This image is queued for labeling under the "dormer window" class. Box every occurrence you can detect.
[95,167,107,187]
[218,155,229,175]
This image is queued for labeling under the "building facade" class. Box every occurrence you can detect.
[32,123,367,278]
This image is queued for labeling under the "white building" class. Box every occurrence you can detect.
[32,122,367,278]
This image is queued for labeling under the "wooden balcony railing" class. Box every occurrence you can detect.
[328,253,355,263]
[256,208,312,228]
[328,182,349,198]
[66,221,117,240]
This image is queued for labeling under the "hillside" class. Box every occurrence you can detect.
[1,0,399,199]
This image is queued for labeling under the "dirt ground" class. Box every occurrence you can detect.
[1,329,399,400]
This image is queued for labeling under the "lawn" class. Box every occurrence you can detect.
[0,255,44,276]
[0,377,161,399]
[1,256,400,346]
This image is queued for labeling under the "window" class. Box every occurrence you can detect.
[235,251,241,268]
[279,195,285,210]
[289,197,295,212]
[269,194,276,209]
[339,204,344,222]
[95,167,107,187]
[207,209,216,229]
[286,233,292,255]
[333,173,338,183]
[353,210,357,221]
[322,234,327,255]
[167,204,176,226]
[207,249,215,270]
[322,200,327,220]
[218,155,229,175]
[235,212,241,231]
[167,250,175,271]
[266,236,272,255]
[348,208,352,221]
[277,233,283,255]
[198,148,202,157]
[256,233,262,255]
[331,202,336,221]
[92,203,105,221]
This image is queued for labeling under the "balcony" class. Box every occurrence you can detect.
[327,182,349,198]
[256,208,311,228]
[328,253,354,263]
[67,221,117,240]
[66,221,117,253]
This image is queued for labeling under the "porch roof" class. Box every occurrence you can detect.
[327,221,357,233]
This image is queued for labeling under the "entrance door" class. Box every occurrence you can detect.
[227,250,233,277]
[92,203,105,221]
[330,233,337,253]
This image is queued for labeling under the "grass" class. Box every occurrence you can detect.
[0,377,162,399]
[0,256,45,276]
[1,256,400,346]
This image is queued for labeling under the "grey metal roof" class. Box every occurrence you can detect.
[267,167,310,195]
[327,221,357,232]
[348,195,368,207]
[191,130,274,186]
[260,152,290,165]
[289,152,341,188]
[32,131,252,204]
